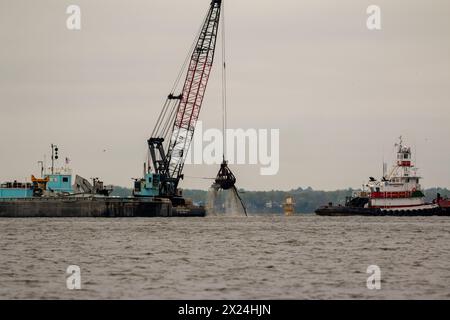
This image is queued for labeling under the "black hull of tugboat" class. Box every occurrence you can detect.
[0,197,205,218]
[315,206,449,217]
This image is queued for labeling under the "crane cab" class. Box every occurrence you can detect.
[133,173,160,197]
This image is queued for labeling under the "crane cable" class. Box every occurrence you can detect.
[219,2,247,217]
[221,1,228,161]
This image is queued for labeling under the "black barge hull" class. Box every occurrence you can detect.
[315,206,450,217]
[0,197,205,218]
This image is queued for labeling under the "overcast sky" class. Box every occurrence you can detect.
[1,0,449,191]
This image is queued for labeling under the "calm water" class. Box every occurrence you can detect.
[0,215,449,300]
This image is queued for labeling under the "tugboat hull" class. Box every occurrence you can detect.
[315,206,448,217]
[0,197,205,218]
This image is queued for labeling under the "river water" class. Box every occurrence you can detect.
[0,216,449,299]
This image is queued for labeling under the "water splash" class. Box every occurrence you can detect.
[207,160,247,216]
[206,187,219,216]
[206,186,247,217]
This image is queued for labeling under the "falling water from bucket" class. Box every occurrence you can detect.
[206,160,247,217]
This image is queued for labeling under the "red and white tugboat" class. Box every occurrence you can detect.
[316,137,445,216]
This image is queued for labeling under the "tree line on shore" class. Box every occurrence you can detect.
[111,186,450,214]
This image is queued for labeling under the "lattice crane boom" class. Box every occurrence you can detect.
[147,0,222,197]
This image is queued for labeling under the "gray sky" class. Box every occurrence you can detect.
[1,0,449,191]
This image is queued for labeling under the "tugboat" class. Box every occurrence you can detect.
[316,137,447,216]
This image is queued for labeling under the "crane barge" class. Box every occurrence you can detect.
[0,0,240,218]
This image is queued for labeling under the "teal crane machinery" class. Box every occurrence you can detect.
[134,0,235,205]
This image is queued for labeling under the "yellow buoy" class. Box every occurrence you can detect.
[283,196,295,216]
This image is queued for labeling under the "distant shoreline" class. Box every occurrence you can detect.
[111,186,450,214]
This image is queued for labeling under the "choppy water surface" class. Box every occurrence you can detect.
[0,215,449,299]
